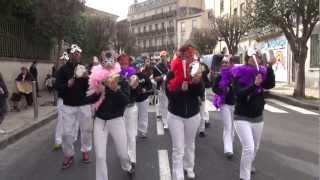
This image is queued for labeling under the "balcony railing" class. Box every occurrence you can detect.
[130,11,177,25]
[135,27,175,37]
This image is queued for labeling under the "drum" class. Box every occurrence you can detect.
[16,81,32,94]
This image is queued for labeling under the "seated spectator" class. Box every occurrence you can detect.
[16,67,33,106]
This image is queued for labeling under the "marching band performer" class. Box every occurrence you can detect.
[232,49,275,180]
[153,51,170,129]
[89,51,134,180]
[166,44,204,180]
[197,57,211,137]
[55,44,99,169]
[136,61,154,139]
[212,56,236,159]
[117,54,139,164]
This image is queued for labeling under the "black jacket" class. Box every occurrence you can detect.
[165,71,204,118]
[29,65,38,80]
[55,62,98,106]
[201,63,211,88]
[95,77,130,121]
[16,73,33,82]
[153,62,169,89]
[135,72,153,102]
[212,74,235,105]
[233,66,275,118]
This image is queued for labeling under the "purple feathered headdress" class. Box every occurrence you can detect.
[120,66,136,78]
[213,67,233,109]
[231,65,267,92]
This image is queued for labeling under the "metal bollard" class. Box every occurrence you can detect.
[32,81,39,120]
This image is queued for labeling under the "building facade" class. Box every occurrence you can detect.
[128,0,205,58]
[212,0,320,89]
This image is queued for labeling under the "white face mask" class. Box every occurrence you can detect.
[102,58,115,67]
[74,65,87,78]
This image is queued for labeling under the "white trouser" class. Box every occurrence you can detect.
[124,104,138,163]
[157,87,168,126]
[168,112,201,180]
[234,121,264,180]
[55,99,79,144]
[221,104,235,153]
[137,99,149,134]
[94,117,131,180]
[199,94,210,132]
[61,104,92,157]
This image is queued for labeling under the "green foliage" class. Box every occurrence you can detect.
[189,28,217,55]
[0,0,34,23]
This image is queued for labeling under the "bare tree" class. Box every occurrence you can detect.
[212,15,249,55]
[114,20,137,55]
[189,28,217,55]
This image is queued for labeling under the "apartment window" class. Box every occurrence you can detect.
[220,0,224,13]
[138,27,141,33]
[149,24,152,31]
[192,20,197,29]
[181,22,185,33]
[143,40,147,48]
[155,24,158,30]
[233,8,238,15]
[144,26,147,32]
[240,3,245,17]
[162,22,165,29]
[169,20,173,27]
[310,34,320,68]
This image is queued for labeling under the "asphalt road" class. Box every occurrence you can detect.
[0,100,319,180]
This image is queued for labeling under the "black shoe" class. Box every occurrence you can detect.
[224,152,234,160]
[156,115,162,119]
[199,131,206,137]
[205,122,210,128]
[126,165,135,177]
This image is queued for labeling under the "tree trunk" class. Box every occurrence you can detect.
[56,38,64,68]
[293,46,308,98]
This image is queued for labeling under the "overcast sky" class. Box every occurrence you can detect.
[86,0,214,21]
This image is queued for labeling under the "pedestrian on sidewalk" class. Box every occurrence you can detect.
[15,67,33,106]
[166,44,204,180]
[153,51,170,130]
[197,56,211,137]
[212,55,236,159]
[232,49,275,180]
[0,72,9,134]
[89,51,134,180]
[29,61,41,97]
[55,44,100,169]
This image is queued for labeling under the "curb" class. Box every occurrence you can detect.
[0,112,57,150]
[266,92,319,111]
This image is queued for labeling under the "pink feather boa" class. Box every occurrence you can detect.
[87,63,121,109]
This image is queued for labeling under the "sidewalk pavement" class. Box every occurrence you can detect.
[268,83,319,111]
[0,91,57,150]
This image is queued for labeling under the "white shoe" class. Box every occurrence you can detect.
[0,128,6,134]
[163,123,168,130]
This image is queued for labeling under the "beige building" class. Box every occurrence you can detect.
[176,9,212,48]
[212,0,319,89]
[127,0,205,57]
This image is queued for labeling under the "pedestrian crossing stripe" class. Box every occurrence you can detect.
[264,104,288,113]
[158,150,172,180]
[157,120,165,135]
[266,99,319,115]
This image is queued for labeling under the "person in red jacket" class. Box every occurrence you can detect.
[166,44,204,180]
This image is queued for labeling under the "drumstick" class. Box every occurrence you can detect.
[253,55,259,71]
[182,60,187,79]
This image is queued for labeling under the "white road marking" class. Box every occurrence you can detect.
[264,104,288,113]
[157,120,165,135]
[267,99,319,115]
[158,150,172,180]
